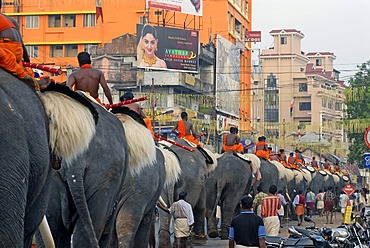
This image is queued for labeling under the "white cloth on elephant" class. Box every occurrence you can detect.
[263,216,280,236]
[174,218,191,238]
[235,245,259,248]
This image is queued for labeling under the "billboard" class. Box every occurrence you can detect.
[245,31,261,42]
[216,34,240,118]
[136,24,199,73]
[146,0,202,16]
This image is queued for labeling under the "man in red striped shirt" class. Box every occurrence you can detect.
[261,185,281,236]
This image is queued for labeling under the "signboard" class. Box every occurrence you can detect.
[342,183,356,196]
[136,24,199,73]
[215,34,240,118]
[245,31,261,42]
[365,126,370,149]
[364,153,370,169]
[146,0,203,16]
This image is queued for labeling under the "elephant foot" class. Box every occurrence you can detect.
[207,229,219,238]
[192,234,207,245]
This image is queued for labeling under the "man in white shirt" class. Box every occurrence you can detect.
[339,191,349,221]
[170,191,194,248]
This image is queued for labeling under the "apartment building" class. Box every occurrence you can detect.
[253,29,346,154]
[3,0,253,132]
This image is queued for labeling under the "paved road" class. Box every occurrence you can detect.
[156,211,348,247]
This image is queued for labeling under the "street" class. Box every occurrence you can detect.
[160,211,348,247]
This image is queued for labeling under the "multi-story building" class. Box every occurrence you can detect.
[3,0,253,133]
[253,29,346,155]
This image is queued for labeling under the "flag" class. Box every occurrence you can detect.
[289,98,294,117]
[96,0,103,23]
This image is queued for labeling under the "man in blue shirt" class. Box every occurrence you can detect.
[229,196,266,248]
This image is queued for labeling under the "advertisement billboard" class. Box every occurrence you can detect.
[136,24,199,73]
[146,0,202,16]
[216,34,240,118]
[245,31,261,42]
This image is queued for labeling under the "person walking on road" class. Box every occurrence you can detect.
[305,188,316,218]
[253,185,268,217]
[315,189,325,217]
[324,186,335,224]
[261,185,281,236]
[170,191,194,248]
[293,190,306,226]
[229,196,266,248]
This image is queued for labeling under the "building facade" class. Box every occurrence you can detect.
[253,29,346,156]
[3,0,253,133]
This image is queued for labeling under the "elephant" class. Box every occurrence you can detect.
[0,71,96,247]
[158,139,217,247]
[114,146,181,248]
[256,159,280,194]
[206,152,260,239]
[39,103,157,247]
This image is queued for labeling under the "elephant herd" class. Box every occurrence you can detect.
[0,69,350,248]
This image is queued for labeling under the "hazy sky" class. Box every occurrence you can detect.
[252,0,370,81]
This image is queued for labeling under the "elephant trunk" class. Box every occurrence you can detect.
[39,216,55,248]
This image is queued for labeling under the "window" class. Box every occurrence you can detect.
[316,59,322,66]
[84,44,95,54]
[235,19,241,34]
[253,80,258,85]
[26,16,39,29]
[65,44,78,57]
[335,102,342,111]
[245,1,249,15]
[266,74,277,87]
[299,102,311,111]
[281,36,287,45]
[63,14,76,27]
[50,45,63,57]
[48,15,61,28]
[25,45,38,58]
[83,14,96,27]
[299,83,308,92]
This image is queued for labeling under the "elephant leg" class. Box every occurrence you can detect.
[116,204,142,247]
[207,209,218,238]
[206,185,219,238]
[192,189,206,245]
[220,190,244,240]
[158,208,172,248]
[133,209,155,248]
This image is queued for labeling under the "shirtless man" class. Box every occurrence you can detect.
[67,52,113,105]
[222,127,243,153]
[172,111,201,147]
[120,91,154,135]
[120,91,146,118]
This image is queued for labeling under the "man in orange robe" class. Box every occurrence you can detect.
[172,111,201,147]
[255,136,269,160]
[0,13,38,86]
[295,149,305,165]
[222,127,243,153]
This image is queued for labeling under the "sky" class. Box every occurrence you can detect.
[252,0,370,82]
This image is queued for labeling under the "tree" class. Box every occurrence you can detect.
[344,60,370,168]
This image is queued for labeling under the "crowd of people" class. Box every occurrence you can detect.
[228,185,370,247]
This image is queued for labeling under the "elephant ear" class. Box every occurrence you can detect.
[111,106,146,127]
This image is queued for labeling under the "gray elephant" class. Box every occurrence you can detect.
[158,140,217,247]
[256,159,280,193]
[40,104,156,247]
[0,72,96,247]
[206,152,259,239]
[114,146,181,248]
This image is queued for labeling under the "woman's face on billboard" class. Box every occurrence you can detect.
[142,33,157,57]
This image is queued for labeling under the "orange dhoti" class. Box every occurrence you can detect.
[222,143,243,153]
[295,204,304,216]
[256,150,269,160]
[183,134,201,147]
[0,40,28,79]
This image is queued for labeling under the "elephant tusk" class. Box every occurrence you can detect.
[158,195,168,209]
[39,216,55,248]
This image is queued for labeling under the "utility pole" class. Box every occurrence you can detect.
[151,77,155,132]
[212,37,217,152]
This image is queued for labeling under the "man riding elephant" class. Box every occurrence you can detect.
[172,111,201,147]
[295,149,305,165]
[255,136,269,160]
[222,127,243,153]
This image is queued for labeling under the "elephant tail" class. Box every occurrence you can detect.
[40,91,96,166]
[158,147,181,187]
[211,184,223,218]
[115,113,157,176]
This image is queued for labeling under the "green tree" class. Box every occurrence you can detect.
[344,61,370,168]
